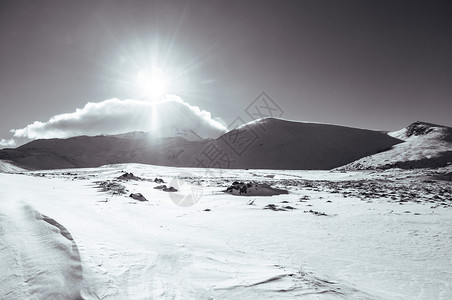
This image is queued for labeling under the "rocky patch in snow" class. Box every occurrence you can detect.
[304,209,328,216]
[117,172,142,180]
[276,177,452,208]
[95,180,127,195]
[153,184,178,192]
[263,203,296,211]
[405,121,436,137]
[153,177,165,183]
[225,181,288,196]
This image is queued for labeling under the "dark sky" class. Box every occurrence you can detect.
[1,0,451,145]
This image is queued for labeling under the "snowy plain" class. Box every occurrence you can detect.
[1,162,451,299]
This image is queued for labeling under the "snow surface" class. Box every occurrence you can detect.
[1,164,452,299]
[0,159,27,173]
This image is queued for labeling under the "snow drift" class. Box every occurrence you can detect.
[0,201,83,299]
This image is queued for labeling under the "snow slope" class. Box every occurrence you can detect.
[1,164,451,299]
[0,159,26,173]
[339,121,452,170]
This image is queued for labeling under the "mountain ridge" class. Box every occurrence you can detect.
[0,117,405,170]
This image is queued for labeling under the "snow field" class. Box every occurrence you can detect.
[1,164,451,299]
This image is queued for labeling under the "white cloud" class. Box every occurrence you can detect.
[12,96,227,140]
[0,138,16,148]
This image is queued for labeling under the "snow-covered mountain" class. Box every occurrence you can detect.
[0,132,201,170]
[339,121,452,170]
[0,118,402,170]
[195,118,401,169]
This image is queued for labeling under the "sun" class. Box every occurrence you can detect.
[136,67,168,100]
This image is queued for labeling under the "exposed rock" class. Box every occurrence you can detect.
[118,172,141,180]
[304,210,328,216]
[406,121,434,137]
[95,180,127,195]
[263,204,295,211]
[129,193,147,201]
[162,186,178,192]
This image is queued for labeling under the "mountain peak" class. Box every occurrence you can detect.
[389,121,451,142]
[405,121,439,137]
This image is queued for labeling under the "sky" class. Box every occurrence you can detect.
[1,0,451,147]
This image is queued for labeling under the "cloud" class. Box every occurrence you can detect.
[0,138,16,148]
[12,96,227,140]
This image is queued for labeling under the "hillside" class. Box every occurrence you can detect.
[0,118,402,170]
[0,133,201,170]
[193,118,402,170]
[339,121,452,170]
